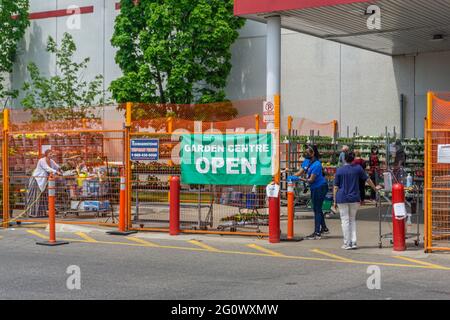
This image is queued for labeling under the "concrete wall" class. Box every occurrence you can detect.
[226,20,450,138]
[11,0,121,107]
[226,21,404,137]
[9,4,450,137]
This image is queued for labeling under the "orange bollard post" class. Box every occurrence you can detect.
[268,195,280,243]
[107,172,137,236]
[37,175,69,246]
[169,176,180,236]
[282,178,302,242]
[392,183,406,251]
[267,182,280,243]
[287,180,294,240]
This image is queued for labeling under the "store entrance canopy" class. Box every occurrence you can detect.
[234,0,450,56]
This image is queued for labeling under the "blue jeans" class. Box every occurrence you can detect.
[311,184,328,234]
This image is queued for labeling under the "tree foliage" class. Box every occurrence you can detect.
[110,0,244,120]
[22,33,106,121]
[0,0,29,102]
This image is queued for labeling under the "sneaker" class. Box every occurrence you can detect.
[341,244,352,250]
[305,232,321,240]
[321,227,330,234]
[351,243,358,250]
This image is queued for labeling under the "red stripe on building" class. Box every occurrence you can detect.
[115,1,140,11]
[234,0,372,16]
[26,6,94,20]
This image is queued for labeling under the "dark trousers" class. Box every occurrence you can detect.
[311,184,328,234]
[359,179,366,202]
[369,173,377,199]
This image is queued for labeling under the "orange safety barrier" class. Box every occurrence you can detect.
[0,100,346,241]
[425,92,450,252]
[126,100,273,236]
[0,98,348,241]
[36,174,69,246]
[2,106,125,228]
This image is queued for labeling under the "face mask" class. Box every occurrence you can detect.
[304,154,312,159]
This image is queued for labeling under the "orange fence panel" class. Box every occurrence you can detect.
[2,101,273,237]
[127,101,270,235]
[2,107,125,227]
[425,92,450,252]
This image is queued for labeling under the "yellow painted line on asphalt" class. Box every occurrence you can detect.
[19,224,48,229]
[393,256,447,269]
[23,229,450,271]
[126,237,160,247]
[247,244,285,256]
[26,229,48,240]
[74,232,98,243]
[311,249,355,263]
[188,240,220,252]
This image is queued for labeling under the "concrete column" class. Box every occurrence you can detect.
[266,15,281,130]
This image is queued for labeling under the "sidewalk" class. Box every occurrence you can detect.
[279,204,425,256]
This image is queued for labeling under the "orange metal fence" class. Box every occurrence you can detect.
[425,92,450,252]
[0,101,337,237]
[1,107,125,228]
[127,102,271,235]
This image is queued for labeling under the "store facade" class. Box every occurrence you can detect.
[233,0,450,137]
[6,0,450,137]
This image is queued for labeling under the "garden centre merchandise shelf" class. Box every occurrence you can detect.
[9,133,105,174]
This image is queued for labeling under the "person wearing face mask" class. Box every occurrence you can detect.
[333,151,381,250]
[26,149,63,217]
[292,145,329,239]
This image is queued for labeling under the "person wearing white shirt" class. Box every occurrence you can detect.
[26,149,62,217]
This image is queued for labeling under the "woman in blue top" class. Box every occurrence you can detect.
[293,145,329,240]
[333,151,380,250]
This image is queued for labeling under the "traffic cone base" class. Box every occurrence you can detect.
[36,240,69,246]
[106,230,137,236]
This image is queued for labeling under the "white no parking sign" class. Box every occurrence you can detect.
[263,101,275,124]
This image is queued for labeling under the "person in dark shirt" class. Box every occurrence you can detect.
[368,146,380,200]
[352,150,367,204]
[293,145,329,240]
[333,151,380,250]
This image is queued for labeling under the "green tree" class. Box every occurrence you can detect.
[110,0,244,120]
[22,33,106,121]
[0,0,29,103]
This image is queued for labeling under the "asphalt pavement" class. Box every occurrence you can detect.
[1,218,450,300]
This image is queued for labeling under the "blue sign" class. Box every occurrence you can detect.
[130,139,159,161]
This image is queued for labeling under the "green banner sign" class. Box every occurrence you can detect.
[181,134,274,186]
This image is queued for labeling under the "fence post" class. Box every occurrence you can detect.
[2,109,10,228]
[287,116,293,135]
[255,114,259,134]
[425,92,433,252]
[169,176,180,235]
[107,171,136,236]
[125,102,132,231]
[36,175,68,246]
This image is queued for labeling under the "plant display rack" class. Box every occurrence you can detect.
[282,134,425,183]
[9,133,104,174]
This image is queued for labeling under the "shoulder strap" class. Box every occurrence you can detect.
[305,159,317,172]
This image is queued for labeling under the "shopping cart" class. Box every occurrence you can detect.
[377,170,421,248]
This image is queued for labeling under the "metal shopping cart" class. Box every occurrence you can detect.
[57,175,115,222]
[377,170,421,248]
